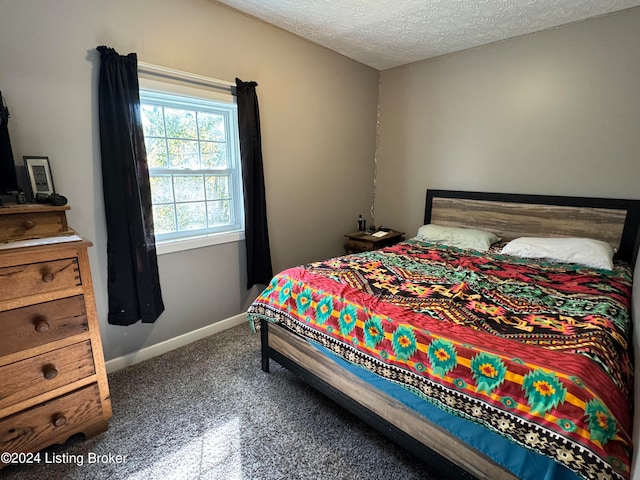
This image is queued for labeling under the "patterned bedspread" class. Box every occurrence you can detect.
[247,240,634,480]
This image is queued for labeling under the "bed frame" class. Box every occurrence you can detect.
[260,189,640,480]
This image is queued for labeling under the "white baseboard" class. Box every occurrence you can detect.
[105,313,248,374]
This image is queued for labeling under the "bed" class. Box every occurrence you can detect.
[247,189,640,480]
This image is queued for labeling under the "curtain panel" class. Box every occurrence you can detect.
[97,46,164,325]
[235,79,273,289]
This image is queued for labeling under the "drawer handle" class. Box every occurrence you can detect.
[23,220,35,230]
[42,273,55,283]
[42,365,59,380]
[52,415,67,428]
[35,319,50,333]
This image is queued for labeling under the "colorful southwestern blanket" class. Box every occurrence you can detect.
[247,240,634,480]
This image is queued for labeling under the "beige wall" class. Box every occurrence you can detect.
[0,0,379,360]
[376,7,640,477]
[376,7,640,236]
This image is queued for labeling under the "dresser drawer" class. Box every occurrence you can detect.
[0,296,88,357]
[0,341,95,411]
[0,209,70,242]
[0,258,81,303]
[0,383,104,457]
[345,239,374,252]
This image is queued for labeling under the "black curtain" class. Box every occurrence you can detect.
[235,79,273,289]
[0,91,19,194]
[97,46,164,325]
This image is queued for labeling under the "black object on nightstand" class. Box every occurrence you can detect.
[344,230,404,254]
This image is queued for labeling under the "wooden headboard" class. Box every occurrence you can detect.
[424,190,640,264]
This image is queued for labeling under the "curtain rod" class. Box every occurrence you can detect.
[137,61,236,94]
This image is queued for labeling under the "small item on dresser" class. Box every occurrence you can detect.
[358,214,366,232]
[0,190,26,206]
[35,192,68,206]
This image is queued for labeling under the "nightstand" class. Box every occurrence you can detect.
[344,230,405,254]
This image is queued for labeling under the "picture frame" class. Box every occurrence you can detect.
[24,156,55,197]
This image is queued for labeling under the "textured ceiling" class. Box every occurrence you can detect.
[213,0,640,70]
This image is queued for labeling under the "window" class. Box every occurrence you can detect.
[139,84,244,253]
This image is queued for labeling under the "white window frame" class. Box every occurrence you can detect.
[139,78,245,255]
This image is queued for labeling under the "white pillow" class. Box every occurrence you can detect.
[415,224,500,252]
[500,237,615,270]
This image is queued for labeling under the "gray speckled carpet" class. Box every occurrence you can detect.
[2,323,439,480]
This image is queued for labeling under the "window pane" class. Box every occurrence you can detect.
[164,108,197,139]
[153,204,177,234]
[140,86,243,242]
[200,142,227,168]
[197,112,225,141]
[168,139,199,168]
[174,175,204,202]
[207,200,231,226]
[141,104,165,137]
[205,175,230,200]
[176,202,206,231]
[150,175,174,203]
[145,137,168,168]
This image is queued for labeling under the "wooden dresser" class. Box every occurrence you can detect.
[0,204,111,466]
